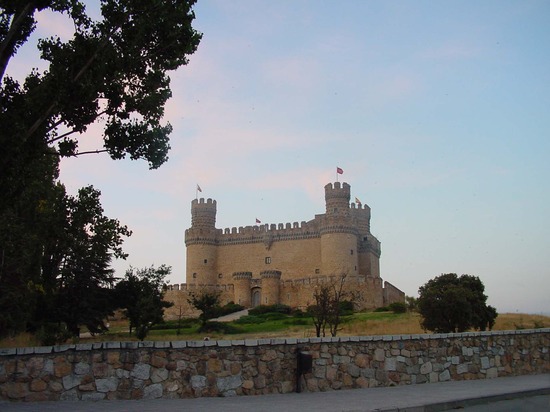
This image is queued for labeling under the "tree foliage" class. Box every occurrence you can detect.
[0,1,200,338]
[417,273,497,333]
[188,289,223,328]
[115,265,173,340]
[37,185,131,338]
[1,0,202,168]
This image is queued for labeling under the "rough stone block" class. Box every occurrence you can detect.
[96,377,119,393]
[104,342,121,350]
[171,341,187,349]
[81,392,106,401]
[62,374,82,390]
[217,374,242,393]
[130,363,151,380]
[439,369,451,381]
[143,383,163,399]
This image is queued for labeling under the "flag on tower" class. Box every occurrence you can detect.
[196,184,202,192]
[336,167,343,175]
[355,197,362,205]
[255,218,261,224]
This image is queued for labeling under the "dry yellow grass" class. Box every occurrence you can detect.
[1,312,548,348]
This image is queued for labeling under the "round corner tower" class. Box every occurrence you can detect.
[320,182,358,276]
[232,272,252,306]
[185,198,218,285]
[260,270,282,305]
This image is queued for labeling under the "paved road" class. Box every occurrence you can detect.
[1,374,549,412]
[463,394,550,411]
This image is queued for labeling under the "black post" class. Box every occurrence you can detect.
[296,348,313,393]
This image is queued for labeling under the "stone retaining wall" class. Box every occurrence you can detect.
[1,329,549,402]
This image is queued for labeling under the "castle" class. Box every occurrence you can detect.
[164,181,404,317]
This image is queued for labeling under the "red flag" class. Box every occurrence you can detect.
[336,167,343,175]
[255,218,261,224]
[196,184,202,192]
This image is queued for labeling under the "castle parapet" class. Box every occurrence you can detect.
[260,270,282,279]
[232,271,253,280]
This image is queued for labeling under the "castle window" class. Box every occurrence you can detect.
[350,249,354,255]
[192,273,197,278]
[265,257,271,264]
[204,259,207,264]
[315,268,320,274]
[218,273,223,278]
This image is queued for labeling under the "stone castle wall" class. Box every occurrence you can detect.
[163,274,398,319]
[1,329,549,402]
[182,182,403,310]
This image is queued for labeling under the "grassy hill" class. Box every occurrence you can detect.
[2,311,548,347]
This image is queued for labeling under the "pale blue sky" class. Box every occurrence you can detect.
[13,1,550,313]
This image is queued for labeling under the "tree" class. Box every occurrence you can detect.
[307,275,358,337]
[0,0,201,338]
[188,289,222,328]
[417,273,497,333]
[1,0,201,168]
[115,265,173,340]
[43,185,131,338]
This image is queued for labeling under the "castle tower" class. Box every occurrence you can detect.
[185,198,218,285]
[232,272,252,306]
[260,270,282,305]
[320,182,358,276]
[324,182,351,216]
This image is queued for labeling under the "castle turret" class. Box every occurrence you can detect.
[260,270,281,305]
[185,198,218,285]
[320,182,358,276]
[232,272,252,306]
[324,182,351,216]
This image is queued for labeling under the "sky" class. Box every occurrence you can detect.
[10,1,550,314]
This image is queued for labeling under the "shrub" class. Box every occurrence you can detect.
[36,323,71,346]
[284,318,309,326]
[219,302,245,316]
[198,321,241,334]
[291,309,306,318]
[234,315,265,325]
[374,306,390,312]
[249,304,292,316]
[389,302,407,314]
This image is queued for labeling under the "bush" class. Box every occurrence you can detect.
[36,323,71,346]
[374,306,390,312]
[284,318,309,326]
[234,315,265,325]
[388,302,407,314]
[218,302,245,316]
[150,318,197,330]
[249,304,291,316]
[291,308,306,318]
[198,321,241,334]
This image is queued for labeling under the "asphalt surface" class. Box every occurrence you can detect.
[1,374,549,412]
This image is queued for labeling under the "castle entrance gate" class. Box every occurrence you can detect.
[251,288,261,307]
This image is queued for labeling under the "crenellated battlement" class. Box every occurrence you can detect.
[232,272,252,280]
[182,180,399,306]
[260,270,282,279]
[191,197,217,228]
[166,283,234,292]
[324,182,351,199]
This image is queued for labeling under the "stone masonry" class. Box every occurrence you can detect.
[165,181,405,319]
[1,329,549,402]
